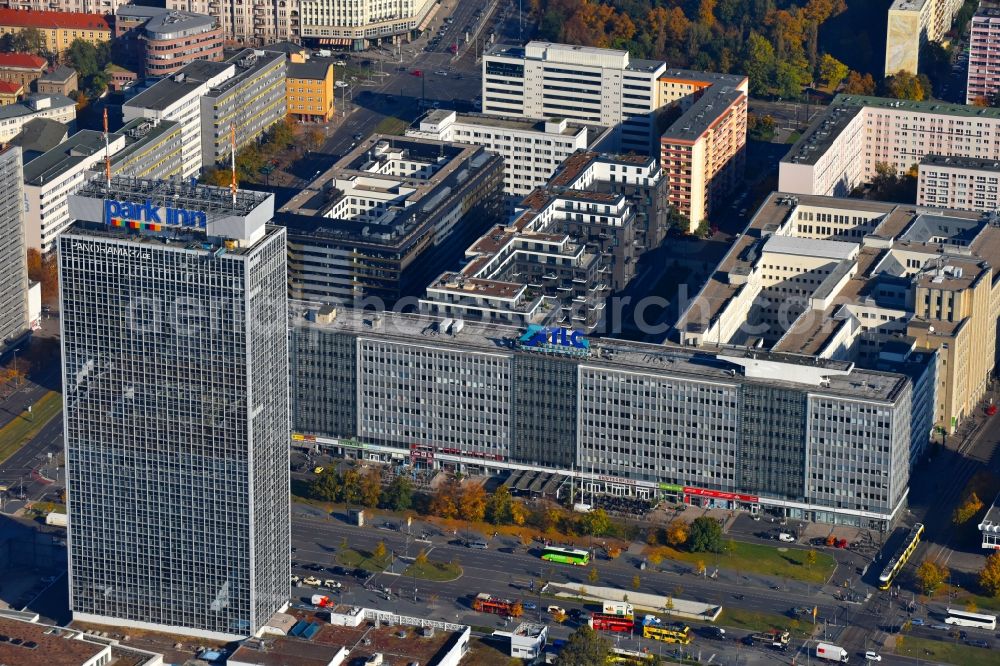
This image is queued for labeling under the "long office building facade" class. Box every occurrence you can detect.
[0,146,29,356]
[290,307,913,530]
[60,176,290,640]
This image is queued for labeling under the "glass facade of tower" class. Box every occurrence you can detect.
[59,217,289,640]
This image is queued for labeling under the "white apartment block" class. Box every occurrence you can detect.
[123,61,233,179]
[885,0,963,76]
[779,95,1000,197]
[0,94,75,143]
[167,0,297,44]
[405,109,611,200]
[481,42,666,155]
[968,6,1000,104]
[299,0,436,48]
[917,155,1000,211]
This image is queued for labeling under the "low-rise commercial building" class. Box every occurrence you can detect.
[290,305,915,529]
[35,65,77,96]
[286,58,334,122]
[674,192,1000,439]
[0,8,113,53]
[885,0,962,76]
[166,0,296,45]
[917,154,1000,211]
[0,52,46,90]
[405,109,611,200]
[23,118,182,252]
[419,151,666,331]
[779,94,1000,197]
[0,93,75,143]
[658,69,748,231]
[278,134,504,305]
[482,42,666,155]
[9,117,69,161]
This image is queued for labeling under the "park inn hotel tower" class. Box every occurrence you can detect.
[58,176,290,640]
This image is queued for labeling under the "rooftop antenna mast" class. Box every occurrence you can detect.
[103,108,111,187]
[230,123,238,208]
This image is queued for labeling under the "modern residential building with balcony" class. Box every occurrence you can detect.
[419,151,666,332]
[967,4,1000,104]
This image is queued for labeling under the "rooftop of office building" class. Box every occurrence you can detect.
[0,94,73,120]
[22,118,178,186]
[675,191,1000,353]
[143,9,216,36]
[417,108,603,138]
[920,154,1000,171]
[659,67,748,88]
[548,151,657,188]
[783,94,1000,167]
[277,134,499,250]
[230,608,465,666]
[890,0,930,10]
[485,40,664,73]
[292,304,910,402]
[124,60,232,110]
[287,59,333,80]
[204,49,282,99]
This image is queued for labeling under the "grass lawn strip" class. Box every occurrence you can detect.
[717,606,814,640]
[403,560,462,582]
[894,635,1000,665]
[374,116,408,135]
[335,547,392,571]
[0,391,61,464]
[646,540,836,585]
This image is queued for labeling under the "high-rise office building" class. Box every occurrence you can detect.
[0,146,29,356]
[60,176,289,640]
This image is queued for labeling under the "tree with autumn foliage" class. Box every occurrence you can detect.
[842,70,876,95]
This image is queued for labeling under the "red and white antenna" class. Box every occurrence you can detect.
[230,123,237,207]
[103,107,111,187]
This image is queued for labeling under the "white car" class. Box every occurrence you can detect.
[547,605,565,615]
[323,579,342,590]
[291,575,301,585]
[865,652,881,662]
[303,576,322,586]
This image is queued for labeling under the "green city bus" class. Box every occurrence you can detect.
[540,546,590,565]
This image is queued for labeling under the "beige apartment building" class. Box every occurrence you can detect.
[657,69,748,231]
[885,0,962,76]
[675,192,1000,435]
[779,95,1000,197]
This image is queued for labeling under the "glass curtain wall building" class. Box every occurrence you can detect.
[59,176,289,640]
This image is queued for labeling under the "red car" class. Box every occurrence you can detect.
[411,69,423,77]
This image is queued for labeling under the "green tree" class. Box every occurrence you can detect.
[577,508,612,536]
[818,53,848,88]
[309,468,342,502]
[588,567,600,584]
[380,475,412,511]
[267,118,295,150]
[2,28,46,55]
[688,516,724,553]
[373,540,387,560]
[915,559,948,595]
[775,60,809,99]
[979,551,1000,597]
[485,485,516,525]
[340,468,364,505]
[554,625,611,666]
[744,32,777,97]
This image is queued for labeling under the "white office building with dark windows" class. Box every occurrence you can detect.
[59,176,290,640]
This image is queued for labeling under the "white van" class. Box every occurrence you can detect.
[778,532,795,543]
